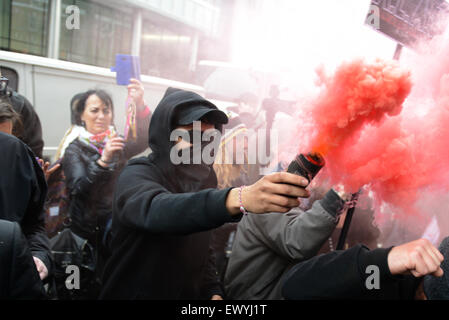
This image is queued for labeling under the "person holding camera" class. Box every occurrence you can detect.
[61,80,150,297]
[100,87,311,300]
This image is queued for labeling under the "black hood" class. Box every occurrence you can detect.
[148,87,220,159]
[145,87,223,192]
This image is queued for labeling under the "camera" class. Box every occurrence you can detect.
[0,76,9,96]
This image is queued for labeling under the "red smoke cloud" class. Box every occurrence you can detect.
[298,47,449,225]
[306,59,412,156]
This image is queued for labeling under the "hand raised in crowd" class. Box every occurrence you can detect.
[33,256,49,280]
[37,158,60,181]
[387,238,444,278]
[226,172,310,215]
[98,133,125,167]
[128,78,145,109]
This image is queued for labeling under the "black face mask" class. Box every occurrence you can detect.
[185,130,217,163]
[172,130,218,192]
[179,159,212,190]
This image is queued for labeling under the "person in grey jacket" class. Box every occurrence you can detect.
[224,187,347,300]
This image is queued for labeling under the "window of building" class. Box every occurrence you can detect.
[0,1,11,50]
[59,0,133,68]
[140,19,193,82]
[0,0,50,57]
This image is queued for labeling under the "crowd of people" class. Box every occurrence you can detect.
[0,74,448,300]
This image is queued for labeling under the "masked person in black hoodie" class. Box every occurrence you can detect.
[100,88,311,300]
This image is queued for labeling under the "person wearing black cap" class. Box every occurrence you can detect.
[100,87,311,299]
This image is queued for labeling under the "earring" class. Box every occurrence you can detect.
[81,120,86,127]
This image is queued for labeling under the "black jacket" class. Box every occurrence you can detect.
[0,220,47,299]
[62,113,150,245]
[100,88,240,300]
[281,244,422,300]
[9,90,44,159]
[0,132,52,275]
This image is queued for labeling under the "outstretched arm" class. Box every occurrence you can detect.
[114,169,311,235]
[281,239,442,300]
[243,189,344,261]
